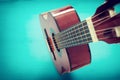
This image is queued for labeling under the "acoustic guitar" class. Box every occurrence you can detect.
[40,0,120,74]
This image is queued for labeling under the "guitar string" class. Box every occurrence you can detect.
[98,36,114,41]
[94,16,114,27]
[57,27,116,49]
[57,37,91,49]
[93,14,119,36]
[55,22,85,39]
[90,11,120,39]
[58,27,117,49]
[55,27,117,49]
[92,9,109,19]
[92,15,110,24]
[55,12,117,41]
[55,26,118,49]
[55,14,108,42]
[55,22,90,43]
[56,28,115,48]
[54,24,88,41]
[55,6,115,40]
[56,31,89,46]
[54,12,119,49]
[56,25,92,49]
[56,14,115,40]
[50,6,118,49]
[55,15,118,48]
[55,13,115,42]
[96,29,114,36]
[58,28,114,47]
[95,27,114,32]
[55,23,88,42]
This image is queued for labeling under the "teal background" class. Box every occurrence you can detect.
[0,0,120,80]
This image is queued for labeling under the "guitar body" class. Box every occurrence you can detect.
[40,0,120,74]
[40,6,91,73]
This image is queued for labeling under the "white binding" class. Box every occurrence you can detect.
[108,9,116,17]
[115,26,120,37]
[86,17,98,42]
[52,8,74,16]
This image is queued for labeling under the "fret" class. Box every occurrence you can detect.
[83,21,87,26]
[54,20,92,49]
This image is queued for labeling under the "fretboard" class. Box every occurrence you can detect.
[54,20,93,49]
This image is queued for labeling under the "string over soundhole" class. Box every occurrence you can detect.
[52,33,60,52]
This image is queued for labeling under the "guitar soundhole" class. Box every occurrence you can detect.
[52,33,60,52]
[44,29,56,60]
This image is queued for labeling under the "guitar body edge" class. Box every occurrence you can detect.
[40,12,71,74]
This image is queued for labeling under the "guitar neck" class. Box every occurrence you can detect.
[54,18,97,49]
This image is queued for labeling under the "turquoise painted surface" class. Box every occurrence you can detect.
[0,0,120,80]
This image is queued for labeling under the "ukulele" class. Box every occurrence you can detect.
[40,0,120,74]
